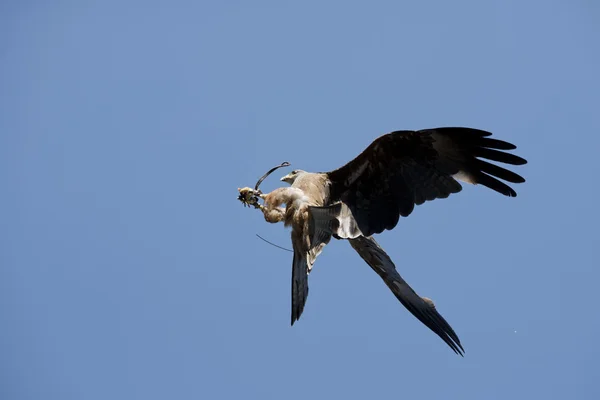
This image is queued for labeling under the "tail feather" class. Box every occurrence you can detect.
[291,250,309,325]
[290,210,332,325]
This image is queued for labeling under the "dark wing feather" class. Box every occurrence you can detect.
[290,220,330,325]
[326,127,527,237]
[349,236,464,355]
[291,249,309,325]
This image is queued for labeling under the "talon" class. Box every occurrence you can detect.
[238,187,263,209]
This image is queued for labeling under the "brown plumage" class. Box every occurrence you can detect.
[254,127,527,355]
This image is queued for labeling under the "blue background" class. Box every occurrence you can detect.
[3,1,599,399]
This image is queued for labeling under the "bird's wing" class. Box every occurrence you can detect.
[348,235,464,355]
[325,127,527,237]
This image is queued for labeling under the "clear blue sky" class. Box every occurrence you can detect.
[2,1,599,399]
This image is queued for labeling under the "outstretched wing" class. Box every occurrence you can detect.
[348,235,464,355]
[326,127,527,237]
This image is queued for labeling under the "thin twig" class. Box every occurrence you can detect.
[256,234,293,252]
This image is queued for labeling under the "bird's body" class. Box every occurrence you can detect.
[244,127,527,355]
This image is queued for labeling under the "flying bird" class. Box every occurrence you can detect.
[240,127,527,355]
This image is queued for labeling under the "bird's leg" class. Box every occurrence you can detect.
[259,188,292,224]
[262,205,286,223]
[238,187,289,223]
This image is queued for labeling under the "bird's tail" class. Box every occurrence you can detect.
[291,250,309,325]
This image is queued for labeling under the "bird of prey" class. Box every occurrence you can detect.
[239,127,527,355]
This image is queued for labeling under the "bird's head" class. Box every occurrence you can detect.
[280,169,305,184]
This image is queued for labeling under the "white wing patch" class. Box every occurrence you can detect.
[453,170,476,185]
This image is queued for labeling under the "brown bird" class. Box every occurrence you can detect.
[246,127,527,355]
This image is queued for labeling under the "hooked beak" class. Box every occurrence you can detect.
[280,173,292,183]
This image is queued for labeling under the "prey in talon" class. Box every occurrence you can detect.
[236,127,528,356]
[237,187,263,208]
